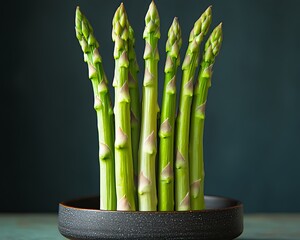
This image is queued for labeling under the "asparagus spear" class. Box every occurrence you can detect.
[75,7,116,210]
[158,17,182,211]
[190,23,223,210]
[127,24,140,188]
[174,6,212,211]
[138,1,160,211]
[112,3,136,211]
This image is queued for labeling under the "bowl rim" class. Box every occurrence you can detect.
[59,195,243,214]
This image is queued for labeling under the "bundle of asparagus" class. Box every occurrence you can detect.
[75,1,223,211]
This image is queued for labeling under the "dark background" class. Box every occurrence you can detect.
[2,0,299,213]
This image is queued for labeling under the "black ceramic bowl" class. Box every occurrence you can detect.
[58,195,243,240]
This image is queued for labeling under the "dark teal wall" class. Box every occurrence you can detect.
[2,0,300,212]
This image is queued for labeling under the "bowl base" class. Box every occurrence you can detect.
[58,195,243,240]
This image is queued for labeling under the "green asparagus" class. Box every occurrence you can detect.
[190,23,223,210]
[112,3,136,211]
[128,23,140,188]
[75,7,116,210]
[158,17,182,211]
[174,6,212,211]
[138,1,160,211]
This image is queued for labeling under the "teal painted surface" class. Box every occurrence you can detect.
[0,214,63,239]
[1,214,300,239]
[2,0,300,213]
[239,214,300,240]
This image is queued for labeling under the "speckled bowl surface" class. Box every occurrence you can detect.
[58,195,243,240]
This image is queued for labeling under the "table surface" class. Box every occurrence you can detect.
[0,213,299,239]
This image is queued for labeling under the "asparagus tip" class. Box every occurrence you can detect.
[165,16,182,61]
[120,2,125,11]
[170,16,181,34]
[113,2,128,23]
[206,5,212,13]
[75,6,82,21]
[187,5,212,48]
[171,17,180,29]
[147,0,159,22]
[202,23,223,70]
[143,0,160,41]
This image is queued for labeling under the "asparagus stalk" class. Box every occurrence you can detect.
[127,24,140,187]
[138,1,160,211]
[112,3,136,211]
[190,23,223,210]
[174,6,212,211]
[75,7,116,210]
[158,17,182,211]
